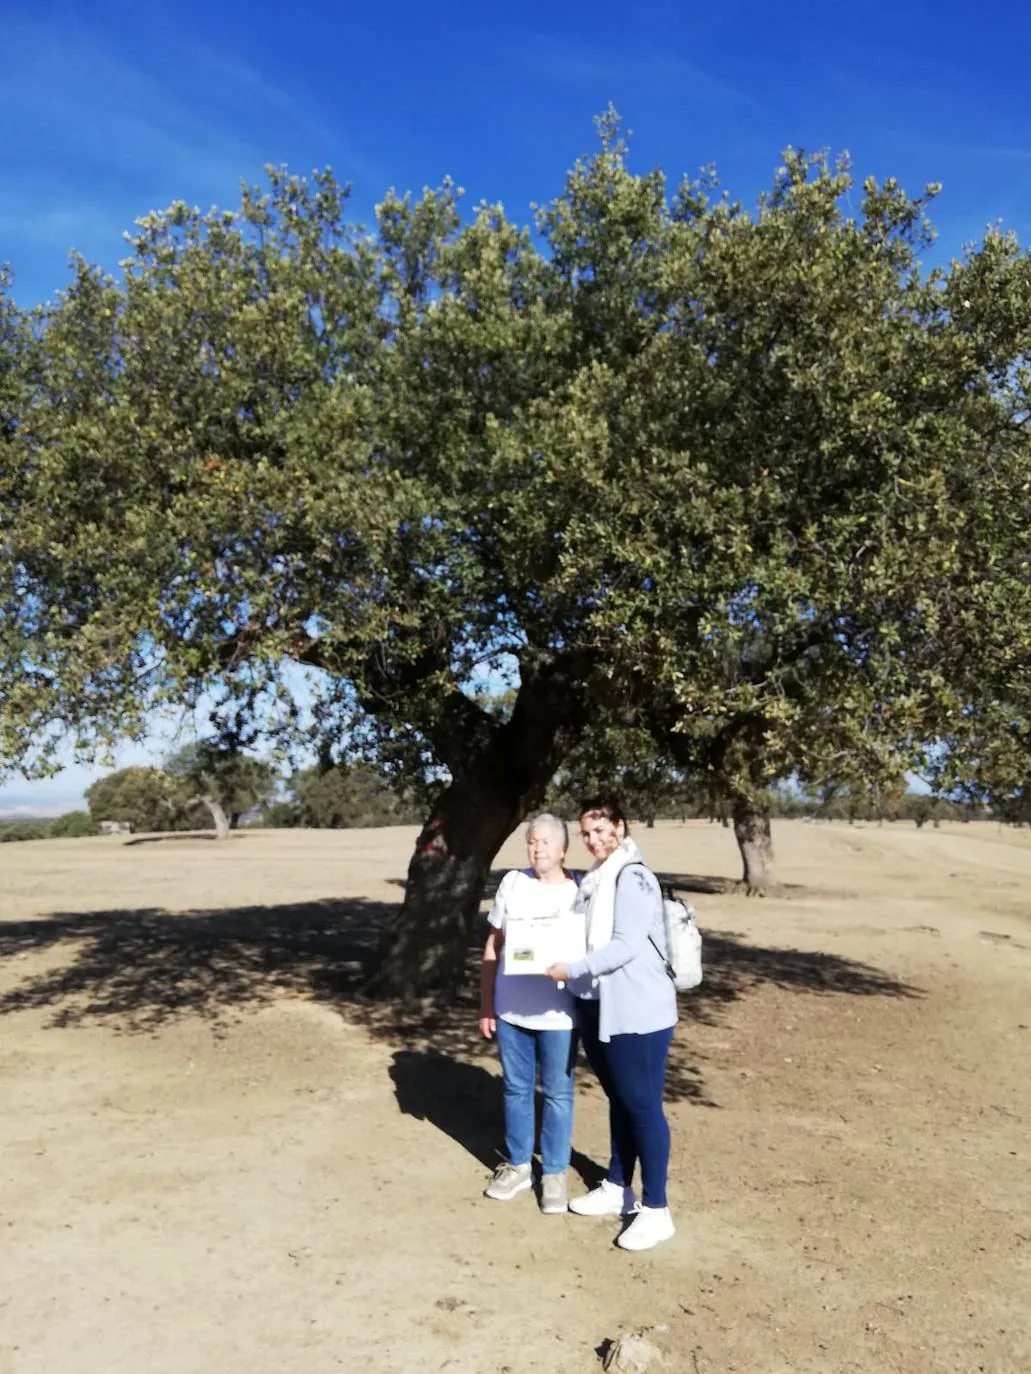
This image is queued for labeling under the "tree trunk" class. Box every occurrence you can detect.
[369,778,524,1000]
[198,796,231,841]
[368,657,592,1001]
[732,796,774,895]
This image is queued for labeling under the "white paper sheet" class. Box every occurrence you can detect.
[504,907,586,976]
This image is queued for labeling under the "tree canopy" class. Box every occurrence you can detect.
[2,114,1030,993]
[85,766,182,834]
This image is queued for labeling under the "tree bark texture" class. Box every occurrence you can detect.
[198,796,231,841]
[732,796,774,895]
[371,778,525,1000]
[370,657,591,1000]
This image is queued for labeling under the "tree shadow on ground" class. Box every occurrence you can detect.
[123,831,233,847]
[0,898,920,1112]
[0,898,387,1029]
[655,870,808,896]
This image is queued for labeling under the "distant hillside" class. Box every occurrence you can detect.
[0,803,66,820]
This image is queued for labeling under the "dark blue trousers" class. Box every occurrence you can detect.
[577,999,673,1208]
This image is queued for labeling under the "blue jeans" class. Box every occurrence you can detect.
[577,999,673,1208]
[495,1019,577,1176]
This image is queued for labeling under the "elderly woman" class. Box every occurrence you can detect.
[546,792,678,1251]
[479,813,584,1214]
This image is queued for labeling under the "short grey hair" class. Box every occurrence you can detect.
[526,812,569,849]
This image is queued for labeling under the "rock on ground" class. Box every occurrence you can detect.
[602,1331,666,1373]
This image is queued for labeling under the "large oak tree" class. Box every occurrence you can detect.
[2,118,1029,994]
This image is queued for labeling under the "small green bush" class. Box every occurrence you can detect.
[0,821,48,842]
[49,810,100,838]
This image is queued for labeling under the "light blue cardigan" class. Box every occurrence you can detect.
[566,864,678,1042]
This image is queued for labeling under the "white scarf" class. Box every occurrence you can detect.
[577,837,645,952]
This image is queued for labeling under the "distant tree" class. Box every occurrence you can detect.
[49,810,99,838]
[164,741,278,839]
[929,796,974,823]
[293,761,421,828]
[992,794,1031,826]
[86,766,181,833]
[897,793,937,829]
[257,800,303,828]
[766,786,810,821]
[822,781,880,825]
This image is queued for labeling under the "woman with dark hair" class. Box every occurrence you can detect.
[546,792,678,1251]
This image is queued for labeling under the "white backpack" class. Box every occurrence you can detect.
[617,864,703,992]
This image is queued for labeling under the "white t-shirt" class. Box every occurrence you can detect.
[488,870,582,1030]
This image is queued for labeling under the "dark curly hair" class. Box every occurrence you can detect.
[578,791,630,833]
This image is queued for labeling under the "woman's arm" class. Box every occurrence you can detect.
[562,866,660,980]
[479,925,504,1038]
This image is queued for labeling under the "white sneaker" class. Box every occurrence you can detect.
[616,1205,675,1251]
[568,1179,636,1216]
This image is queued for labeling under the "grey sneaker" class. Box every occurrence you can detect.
[484,1162,532,1201]
[540,1172,568,1214]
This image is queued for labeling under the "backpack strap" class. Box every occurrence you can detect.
[650,935,677,986]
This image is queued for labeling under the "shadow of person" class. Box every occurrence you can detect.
[389,1048,502,1169]
[388,1048,605,1189]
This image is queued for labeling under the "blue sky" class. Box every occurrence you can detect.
[3,0,1030,810]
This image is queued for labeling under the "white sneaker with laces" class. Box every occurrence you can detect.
[484,1162,532,1201]
[567,1179,636,1216]
[616,1204,675,1251]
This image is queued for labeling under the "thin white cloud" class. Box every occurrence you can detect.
[179,38,382,186]
[0,197,116,252]
[895,140,1031,163]
[2,11,376,298]
[4,23,276,194]
[511,31,766,117]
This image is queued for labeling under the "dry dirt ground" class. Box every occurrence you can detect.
[1,819,1028,1374]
